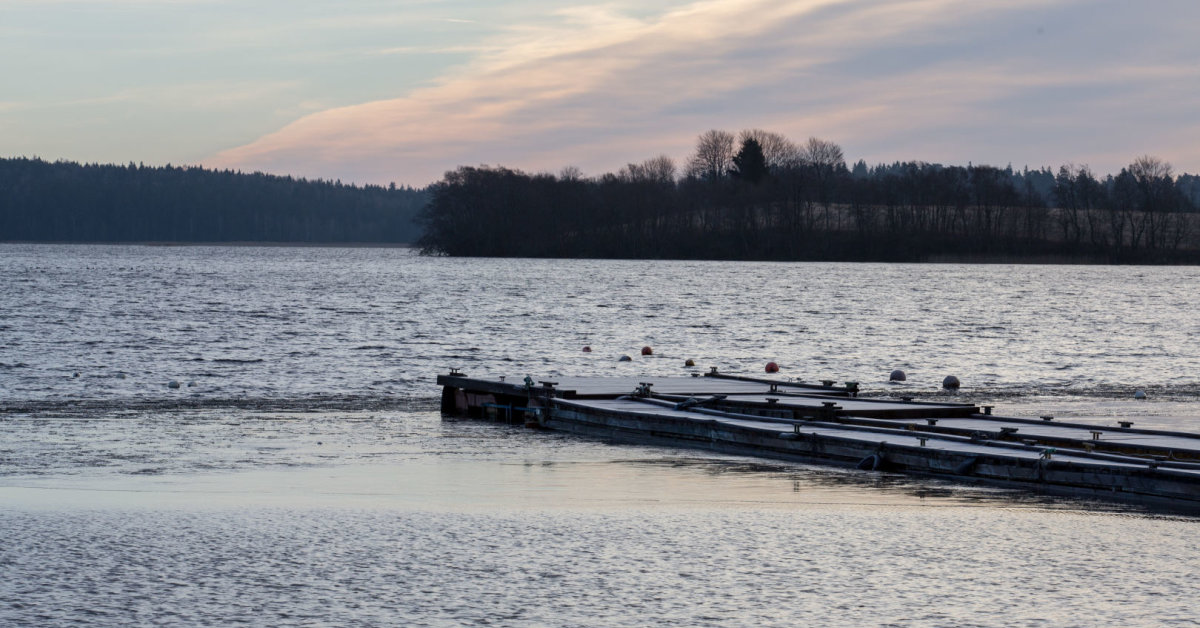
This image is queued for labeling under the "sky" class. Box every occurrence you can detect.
[3,0,1199,187]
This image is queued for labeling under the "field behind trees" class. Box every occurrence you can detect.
[419,130,1200,263]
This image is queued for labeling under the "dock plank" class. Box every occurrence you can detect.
[439,374,829,398]
[559,398,1187,474]
[886,417,1200,451]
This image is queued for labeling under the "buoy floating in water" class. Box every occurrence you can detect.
[619,355,632,362]
[942,375,960,390]
[582,346,592,353]
[890,369,906,382]
[765,362,779,373]
[641,346,653,356]
[684,358,696,367]
[1134,390,1147,400]
[168,380,181,389]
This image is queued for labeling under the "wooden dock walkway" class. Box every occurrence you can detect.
[436,370,1200,510]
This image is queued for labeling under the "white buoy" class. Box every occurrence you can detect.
[1134,390,1147,400]
[168,380,181,389]
[942,375,960,390]
[890,369,906,382]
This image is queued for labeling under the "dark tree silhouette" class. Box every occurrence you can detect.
[730,138,768,184]
[0,158,427,243]
[419,138,1200,263]
[7,136,1199,264]
[686,130,735,181]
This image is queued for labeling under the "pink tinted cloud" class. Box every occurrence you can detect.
[209,0,1200,185]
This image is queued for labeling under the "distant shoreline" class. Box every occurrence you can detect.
[1,241,417,248]
[5,241,1185,265]
[9,240,1200,265]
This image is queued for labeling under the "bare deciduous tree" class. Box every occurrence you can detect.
[686,129,735,181]
[802,137,846,171]
[620,155,677,183]
[1129,155,1172,183]
[558,165,585,182]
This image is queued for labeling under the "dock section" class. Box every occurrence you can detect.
[436,370,1200,510]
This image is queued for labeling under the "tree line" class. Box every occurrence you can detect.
[0,158,426,243]
[419,129,1200,263]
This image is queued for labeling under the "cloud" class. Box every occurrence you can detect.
[55,80,303,111]
[209,0,1200,185]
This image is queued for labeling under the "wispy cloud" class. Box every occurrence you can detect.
[209,0,1200,185]
[51,80,303,111]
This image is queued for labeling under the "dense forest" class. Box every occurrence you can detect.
[419,129,1200,263]
[0,158,426,243]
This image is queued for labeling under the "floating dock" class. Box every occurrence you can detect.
[437,369,1200,510]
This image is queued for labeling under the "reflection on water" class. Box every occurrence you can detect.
[5,408,1198,626]
[4,474,1198,627]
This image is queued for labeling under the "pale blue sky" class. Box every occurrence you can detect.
[4,0,1199,186]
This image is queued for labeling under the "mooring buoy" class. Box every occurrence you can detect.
[619,355,632,362]
[1134,390,1147,400]
[942,375,960,390]
[582,346,592,353]
[765,361,779,373]
[684,358,696,367]
[641,346,653,356]
[890,369,906,382]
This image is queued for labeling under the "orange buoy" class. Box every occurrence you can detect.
[765,361,779,373]
[582,346,592,352]
[641,346,653,356]
[684,358,696,367]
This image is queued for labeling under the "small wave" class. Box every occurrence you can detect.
[131,467,166,475]
[862,383,1200,402]
[0,394,439,417]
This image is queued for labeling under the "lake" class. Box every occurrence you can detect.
[3,244,1199,626]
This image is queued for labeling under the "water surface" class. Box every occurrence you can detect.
[3,244,1199,626]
